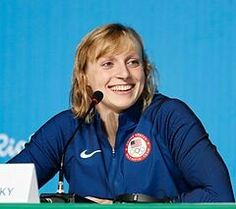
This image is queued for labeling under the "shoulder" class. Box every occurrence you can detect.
[147,94,207,149]
[146,93,201,124]
[151,93,195,113]
[28,109,79,148]
[48,109,76,124]
[38,109,78,135]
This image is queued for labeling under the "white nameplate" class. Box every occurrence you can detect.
[0,163,40,203]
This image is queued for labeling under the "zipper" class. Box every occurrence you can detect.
[112,147,116,158]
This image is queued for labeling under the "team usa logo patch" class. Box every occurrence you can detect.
[125,133,151,162]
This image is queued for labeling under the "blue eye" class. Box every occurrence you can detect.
[127,59,140,68]
[101,61,113,69]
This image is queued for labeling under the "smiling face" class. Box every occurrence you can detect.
[86,38,145,114]
[71,24,155,121]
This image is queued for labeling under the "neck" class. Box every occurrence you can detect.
[98,109,119,148]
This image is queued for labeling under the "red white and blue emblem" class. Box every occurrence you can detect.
[125,133,151,162]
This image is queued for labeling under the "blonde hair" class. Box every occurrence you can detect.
[70,23,157,121]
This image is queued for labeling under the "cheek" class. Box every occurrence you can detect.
[135,69,146,84]
[87,73,97,90]
[137,71,146,93]
[87,72,109,90]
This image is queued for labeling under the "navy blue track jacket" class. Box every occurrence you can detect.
[9,93,235,202]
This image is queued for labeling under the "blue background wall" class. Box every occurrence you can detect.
[1,0,236,195]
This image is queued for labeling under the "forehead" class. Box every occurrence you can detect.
[89,35,142,62]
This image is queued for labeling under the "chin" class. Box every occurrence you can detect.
[113,102,137,112]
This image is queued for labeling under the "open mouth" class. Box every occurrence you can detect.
[108,84,135,92]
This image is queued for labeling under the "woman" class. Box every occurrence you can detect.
[9,23,235,203]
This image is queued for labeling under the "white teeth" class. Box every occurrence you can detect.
[110,85,133,91]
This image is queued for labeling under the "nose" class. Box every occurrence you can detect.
[116,63,130,79]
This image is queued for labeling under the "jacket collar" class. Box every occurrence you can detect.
[94,98,143,133]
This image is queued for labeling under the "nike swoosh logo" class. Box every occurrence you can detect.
[80,149,102,159]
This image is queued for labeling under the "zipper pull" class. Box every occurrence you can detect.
[112,147,116,157]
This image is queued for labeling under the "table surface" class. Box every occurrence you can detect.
[0,203,236,209]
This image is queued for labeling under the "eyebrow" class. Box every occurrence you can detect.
[100,51,140,59]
